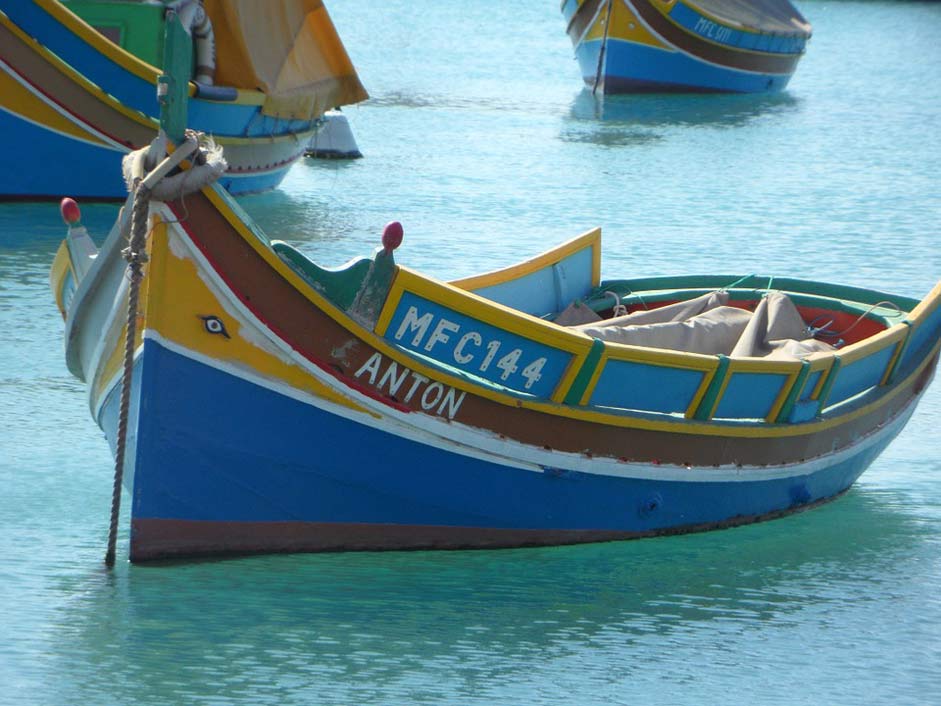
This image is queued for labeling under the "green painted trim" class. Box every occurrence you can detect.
[693,354,730,421]
[159,9,191,143]
[563,338,605,406]
[815,356,843,410]
[63,1,166,67]
[775,360,811,423]
[591,276,919,312]
[271,241,372,311]
[883,320,913,385]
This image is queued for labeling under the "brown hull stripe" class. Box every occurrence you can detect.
[130,491,847,562]
[170,191,926,469]
[629,0,802,75]
[567,0,605,45]
[0,20,155,147]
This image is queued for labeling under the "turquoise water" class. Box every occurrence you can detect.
[2,1,941,703]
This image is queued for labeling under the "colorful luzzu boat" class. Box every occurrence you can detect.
[560,0,812,93]
[0,0,367,198]
[50,130,941,561]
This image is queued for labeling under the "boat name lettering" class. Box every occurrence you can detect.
[392,305,548,390]
[355,352,467,419]
[694,17,732,43]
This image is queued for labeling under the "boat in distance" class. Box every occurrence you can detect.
[0,0,367,199]
[561,0,812,93]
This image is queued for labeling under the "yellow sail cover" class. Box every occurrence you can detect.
[204,0,368,120]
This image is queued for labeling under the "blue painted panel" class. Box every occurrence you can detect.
[384,291,574,398]
[669,3,807,55]
[900,306,941,377]
[470,246,595,316]
[827,346,895,406]
[589,360,704,414]
[94,340,900,535]
[714,372,787,420]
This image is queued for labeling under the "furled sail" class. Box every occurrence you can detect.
[204,0,368,120]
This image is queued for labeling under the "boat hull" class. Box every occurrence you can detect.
[102,335,916,561]
[563,0,809,94]
[575,37,795,94]
[0,102,305,198]
[54,181,940,563]
[0,1,352,198]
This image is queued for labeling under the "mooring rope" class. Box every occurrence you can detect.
[102,133,224,566]
[105,179,152,568]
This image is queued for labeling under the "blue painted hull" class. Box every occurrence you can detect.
[2,0,313,138]
[0,1,333,198]
[99,337,909,560]
[577,38,794,94]
[0,107,128,199]
[0,106,292,199]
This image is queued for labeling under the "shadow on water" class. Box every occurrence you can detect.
[44,490,933,702]
[560,89,801,147]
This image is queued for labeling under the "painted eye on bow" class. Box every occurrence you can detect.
[199,315,231,339]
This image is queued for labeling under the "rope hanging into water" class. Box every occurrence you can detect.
[104,131,224,567]
[592,0,614,96]
[105,179,152,568]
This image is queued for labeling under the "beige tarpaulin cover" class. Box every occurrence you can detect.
[204,0,368,120]
[575,291,835,359]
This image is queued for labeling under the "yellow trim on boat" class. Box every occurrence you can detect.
[377,266,596,404]
[145,217,367,413]
[49,240,72,317]
[198,183,941,440]
[450,228,602,292]
[607,0,669,49]
[834,324,908,366]
[0,11,158,131]
[905,281,941,328]
[35,0,159,83]
[806,354,834,401]
[382,267,597,354]
[0,69,112,146]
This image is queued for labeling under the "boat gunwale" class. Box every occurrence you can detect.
[30,0,268,106]
[622,0,806,73]
[155,184,941,442]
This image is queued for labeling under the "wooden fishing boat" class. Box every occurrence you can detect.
[0,0,366,198]
[49,132,941,561]
[561,0,812,93]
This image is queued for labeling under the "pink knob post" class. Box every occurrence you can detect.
[60,197,81,226]
[382,221,403,252]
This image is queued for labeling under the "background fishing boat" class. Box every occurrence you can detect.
[0,0,367,198]
[561,0,812,93]
[50,134,941,561]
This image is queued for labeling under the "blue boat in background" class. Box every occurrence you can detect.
[561,0,812,93]
[0,0,367,198]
